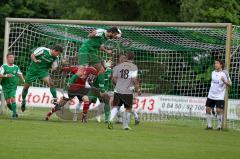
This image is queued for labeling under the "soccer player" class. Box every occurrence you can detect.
[21,45,63,112]
[114,54,140,125]
[108,53,141,130]
[205,59,231,130]
[0,53,25,118]
[45,66,98,121]
[93,59,113,123]
[76,27,121,94]
[78,27,121,71]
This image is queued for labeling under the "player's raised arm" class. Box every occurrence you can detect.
[88,30,97,38]
[31,47,44,63]
[100,44,112,54]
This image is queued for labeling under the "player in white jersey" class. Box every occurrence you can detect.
[114,54,140,125]
[205,59,231,130]
[108,53,141,130]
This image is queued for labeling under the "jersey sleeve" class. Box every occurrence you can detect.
[33,47,45,56]
[17,66,22,75]
[131,65,138,78]
[95,29,106,37]
[0,65,4,75]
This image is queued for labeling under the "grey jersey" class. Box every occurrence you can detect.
[113,61,138,94]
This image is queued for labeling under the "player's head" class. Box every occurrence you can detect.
[51,44,63,57]
[118,54,127,63]
[106,27,121,39]
[6,52,15,65]
[126,52,135,61]
[215,58,224,70]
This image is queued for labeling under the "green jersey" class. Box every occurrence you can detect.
[0,64,22,90]
[29,47,58,71]
[93,67,112,92]
[79,29,108,53]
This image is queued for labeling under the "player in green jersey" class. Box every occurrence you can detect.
[0,53,25,118]
[21,44,63,112]
[78,27,121,69]
[91,59,113,123]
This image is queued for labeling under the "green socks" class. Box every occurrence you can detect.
[11,102,17,116]
[50,87,57,99]
[22,88,28,101]
[104,103,110,121]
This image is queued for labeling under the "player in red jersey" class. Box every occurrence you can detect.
[45,66,98,121]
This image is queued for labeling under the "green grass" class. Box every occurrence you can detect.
[0,108,240,159]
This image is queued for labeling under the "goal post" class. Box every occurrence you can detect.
[223,24,232,129]
[0,19,10,114]
[2,17,238,129]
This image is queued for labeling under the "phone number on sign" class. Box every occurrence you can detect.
[133,98,205,112]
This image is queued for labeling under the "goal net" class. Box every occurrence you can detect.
[1,18,240,130]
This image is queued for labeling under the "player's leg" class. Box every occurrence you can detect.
[216,100,224,130]
[3,90,12,111]
[132,97,140,125]
[45,96,70,120]
[100,93,111,123]
[21,70,37,112]
[3,89,18,118]
[9,89,18,118]
[108,93,122,129]
[42,76,57,104]
[10,97,18,118]
[73,95,83,121]
[81,95,91,123]
[122,94,133,130]
[205,98,214,130]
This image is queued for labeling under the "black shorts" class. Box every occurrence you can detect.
[68,88,90,102]
[113,93,133,108]
[205,98,224,109]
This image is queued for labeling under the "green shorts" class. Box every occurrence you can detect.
[25,69,49,83]
[78,51,102,66]
[2,88,17,99]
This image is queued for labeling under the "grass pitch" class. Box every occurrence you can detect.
[0,108,240,159]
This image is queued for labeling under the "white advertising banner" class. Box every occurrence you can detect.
[15,86,100,109]
[132,95,240,120]
[9,86,240,120]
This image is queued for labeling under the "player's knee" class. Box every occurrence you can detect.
[101,94,109,103]
[206,107,211,114]
[24,83,30,89]
[49,81,55,87]
[126,107,132,112]
[216,108,223,114]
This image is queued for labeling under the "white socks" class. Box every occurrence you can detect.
[217,114,223,128]
[110,107,118,122]
[132,109,138,120]
[206,113,223,128]
[123,111,131,129]
[206,113,212,128]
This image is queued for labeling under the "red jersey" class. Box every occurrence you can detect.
[63,66,98,91]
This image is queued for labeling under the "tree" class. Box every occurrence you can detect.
[180,0,240,24]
